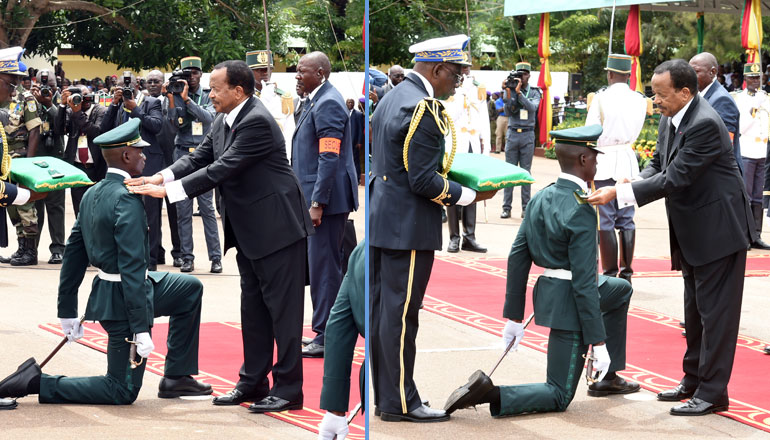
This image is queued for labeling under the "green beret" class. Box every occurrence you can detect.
[180,56,202,70]
[605,54,632,74]
[550,124,603,153]
[246,50,273,69]
[515,62,531,72]
[744,62,761,76]
[93,118,149,149]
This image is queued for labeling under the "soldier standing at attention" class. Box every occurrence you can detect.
[585,54,648,282]
[732,63,770,249]
[247,50,295,160]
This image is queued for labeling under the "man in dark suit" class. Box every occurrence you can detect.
[101,71,164,270]
[128,60,314,413]
[370,34,496,423]
[589,59,755,416]
[690,52,743,174]
[292,51,359,358]
[55,85,106,216]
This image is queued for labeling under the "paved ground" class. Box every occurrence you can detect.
[0,185,365,439]
[368,153,770,439]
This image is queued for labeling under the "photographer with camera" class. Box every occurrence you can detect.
[164,56,222,274]
[101,70,164,270]
[29,69,66,264]
[500,62,541,220]
[56,85,106,215]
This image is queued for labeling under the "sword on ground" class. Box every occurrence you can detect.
[488,312,535,378]
[40,316,85,369]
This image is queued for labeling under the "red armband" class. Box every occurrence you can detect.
[319,137,341,155]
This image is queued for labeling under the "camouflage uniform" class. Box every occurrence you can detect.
[3,88,42,264]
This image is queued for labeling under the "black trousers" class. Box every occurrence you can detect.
[71,165,101,217]
[35,188,66,254]
[144,195,163,266]
[234,238,306,403]
[370,246,434,414]
[309,212,349,345]
[162,196,182,260]
[681,249,746,404]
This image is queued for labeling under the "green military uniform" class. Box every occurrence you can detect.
[495,126,633,416]
[320,241,364,413]
[40,119,206,404]
[4,87,42,264]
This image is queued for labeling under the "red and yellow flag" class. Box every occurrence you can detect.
[741,0,762,63]
[537,13,552,145]
[624,5,643,92]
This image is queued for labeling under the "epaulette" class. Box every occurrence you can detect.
[280,94,294,115]
[22,91,35,101]
[573,189,589,205]
[594,86,608,95]
[275,87,286,96]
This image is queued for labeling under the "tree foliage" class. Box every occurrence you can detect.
[1,0,364,72]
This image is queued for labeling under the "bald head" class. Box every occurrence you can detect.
[146,70,164,97]
[304,51,332,79]
[689,52,718,92]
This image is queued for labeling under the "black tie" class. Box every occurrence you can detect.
[667,121,676,150]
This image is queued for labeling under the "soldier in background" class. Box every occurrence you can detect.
[247,50,295,160]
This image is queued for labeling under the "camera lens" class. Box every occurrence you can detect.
[72,94,83,105]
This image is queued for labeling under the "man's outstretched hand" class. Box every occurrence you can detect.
[587,186,616,206]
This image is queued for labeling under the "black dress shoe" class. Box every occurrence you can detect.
[500,210,511,219]
[679,320,685,328]
[248,395,302,413]
[180,259,194,272]
[0,255,9,264]
[657,384,696,402]
[301,337,314,346]
[380,404,449,422]
[302,342,324,358]
[158,376,213,398]
[764,345,770,354]
[752,238,770,250]
[48,253,63,264]
[447,238,460,253]
[461,238,487,253]
[0,357,40,398]
[173,257,184,268]
[587,376,640,397]
[0,398,17,410]
[441,209,447,223]
[210,259,223,273]
[212,388,262,406]
[444,370,494,414]
[375,400,430,417]
[670,397,728,416]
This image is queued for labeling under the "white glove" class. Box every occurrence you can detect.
[591,344,611,383]
[318,412,348,440]
[502,320,525,352]
[60,318,83,343]
[135,332,154,358]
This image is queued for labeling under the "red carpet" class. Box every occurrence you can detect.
[40,321,364,439]
[423,254,770,433]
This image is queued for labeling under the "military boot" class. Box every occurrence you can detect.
[598,230,619,277]
[10,237,38,266]
[618,229,636,283]
[750,203,770,250]
[1,237,25,263]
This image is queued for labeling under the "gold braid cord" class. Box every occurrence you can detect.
[0,123,9,181]
[402,99,457,205]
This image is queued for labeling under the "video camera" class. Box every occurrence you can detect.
[121,71,134,100]
[67,87,94,106]
[505,70,524,90]
[167,69,192,94]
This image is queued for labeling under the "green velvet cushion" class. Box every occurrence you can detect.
[10,156,94,192]
[448,153,535,191]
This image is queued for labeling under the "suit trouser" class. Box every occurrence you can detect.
[503,130,535,212]
[681,249,746,404]
[594,179,635,231]
[309,212,349,345]
[173,147,222,262]
[742,157,765,204]
[144,195,163,266]
[234,238,306,403]
[35,189,66,254]
[162,196,182,261]
[370,246,434,414]
[447,203,478,243]
[495,115,508,152]
[71,164,101,217]
[39,272,203,404]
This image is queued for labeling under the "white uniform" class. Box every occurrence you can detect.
[442,76,491,156]
[258,81,295,160]
[733,89,770,160]
[585,82,647,181]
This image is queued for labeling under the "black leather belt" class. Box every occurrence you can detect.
[510,127,534,133]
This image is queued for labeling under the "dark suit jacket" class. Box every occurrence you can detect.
[702,81,743,174]
[168,96,314,260]
[101,95,164,174]
[56,103,107,180]
[291,81,358,216]
[633,94,754,268]
[370,73,463,250]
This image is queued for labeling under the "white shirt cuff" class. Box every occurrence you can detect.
[165,180,188,203]
[457,186,476,206]
[159,168,175,184]
[615,182,637,208]
[13,188,30,205]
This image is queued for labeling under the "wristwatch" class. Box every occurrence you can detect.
[311,201,322,208]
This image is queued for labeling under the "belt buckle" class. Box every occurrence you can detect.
[516,128,523,133]
[188,147,195,153]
